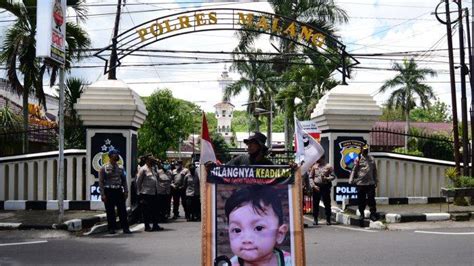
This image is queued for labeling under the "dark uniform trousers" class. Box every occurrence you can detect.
[312,184,332,222]
[357,184,377,216]
[104,188,129,231]
[172,187,186,217]
[140,194,159,229]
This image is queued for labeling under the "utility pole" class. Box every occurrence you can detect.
[465,7,474,177]
[436,0,461,173]
[58,67,65,223]
[457,1,470,176]
[108,0,123,80]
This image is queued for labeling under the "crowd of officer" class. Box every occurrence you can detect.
[99,131,378,234]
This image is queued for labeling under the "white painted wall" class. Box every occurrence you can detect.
[0,151,454,201]
[371,152,452,198]
[0,150,86,201]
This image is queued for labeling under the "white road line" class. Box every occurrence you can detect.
[414,230,474,235]
[0,240,48,247]
[303,216,376,233]
[331,225,378,233]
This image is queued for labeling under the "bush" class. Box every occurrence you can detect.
[417,134,453,161]
[393,147,423,156]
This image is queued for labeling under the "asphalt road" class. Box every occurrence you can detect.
[0,219,473,265]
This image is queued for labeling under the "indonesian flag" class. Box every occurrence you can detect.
[295,117,325,174]
[200,112,217,164]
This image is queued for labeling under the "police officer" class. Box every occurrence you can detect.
[309,155,335,225]
[99,149,131,234]
[227,131,273,166]
[171,160,188,219]
[349,144,378,227]
[136,155,161,232]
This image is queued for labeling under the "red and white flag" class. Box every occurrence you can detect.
[200,112,217,165]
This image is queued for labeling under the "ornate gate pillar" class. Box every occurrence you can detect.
[311,85,381,204]
[75,80,148,205]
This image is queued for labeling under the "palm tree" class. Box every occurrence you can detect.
[0,103,23,156]
[275,55,338,149]
[236,0,348,54]
[234,1,348,149]
[62,77,87,148]
[0,0,91,153]
[379,58,437,150]
[223,48,278,143]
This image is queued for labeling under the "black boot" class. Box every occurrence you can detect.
[370,213,378,222]
[359,218,364,228]
[145,224,152,232]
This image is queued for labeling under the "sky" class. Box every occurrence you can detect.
[1,0,473,115]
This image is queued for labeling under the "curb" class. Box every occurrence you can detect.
[0,200,105,211]
[342,197,446,210]
[0,213,108,232]
[385,212,451,223]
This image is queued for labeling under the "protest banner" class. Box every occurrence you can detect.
[201,165,305,266]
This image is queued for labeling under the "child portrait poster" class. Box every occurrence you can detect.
[201,165,305,266]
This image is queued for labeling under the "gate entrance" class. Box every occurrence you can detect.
[94,8,358,83]
[93,8,359,266]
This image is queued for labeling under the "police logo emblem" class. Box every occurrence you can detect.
[339,140,365,173]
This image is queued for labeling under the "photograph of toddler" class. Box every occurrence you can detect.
[216,185,292,266]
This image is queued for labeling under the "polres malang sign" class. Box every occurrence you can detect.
[36,0,66,65]
[135,11,326,51]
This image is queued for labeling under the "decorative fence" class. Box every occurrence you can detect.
[0,124,58,157]
[370,127,455,161]
[0,150,86,201]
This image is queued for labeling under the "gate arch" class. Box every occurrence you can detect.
[94,8,358,82]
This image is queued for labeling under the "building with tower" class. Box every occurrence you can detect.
[215,66,235,144]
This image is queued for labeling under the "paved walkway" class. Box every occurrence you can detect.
[0,210,103,225]
[349,203,474,214]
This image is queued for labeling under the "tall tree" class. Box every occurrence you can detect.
[138,89,201,158]
[379,58,437,150]
[0,0,91,152]
[61,77,87,148]
[234,0,348,149]
[224,49,278,144]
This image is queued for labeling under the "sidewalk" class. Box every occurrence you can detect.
[1,202,473,232]
[0,210,105,230]
[334,201,474,228]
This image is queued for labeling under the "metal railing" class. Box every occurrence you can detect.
[0,124,58,157]
[370,127,455,161]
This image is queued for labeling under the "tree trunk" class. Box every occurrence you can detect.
[405,108,410,151]
[266,114,272,149]
[22,85,29,154]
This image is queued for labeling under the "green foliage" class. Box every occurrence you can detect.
[445,167,458,181]
[0,104,23,155]
[446,168,474,188]
[380,101,451,122]
[393,147,423,157]
[409,101,451,122]
[457,176,474,188]
[380,106,405,121]
[210,132,231,163]
[138,89,200,158]
[416,133,454,161]
[62,77,86,149]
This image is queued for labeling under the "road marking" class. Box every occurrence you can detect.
[414,230,474,235]
[331,225,377,233]
[303,216,376,233]
[0,240,48,247]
